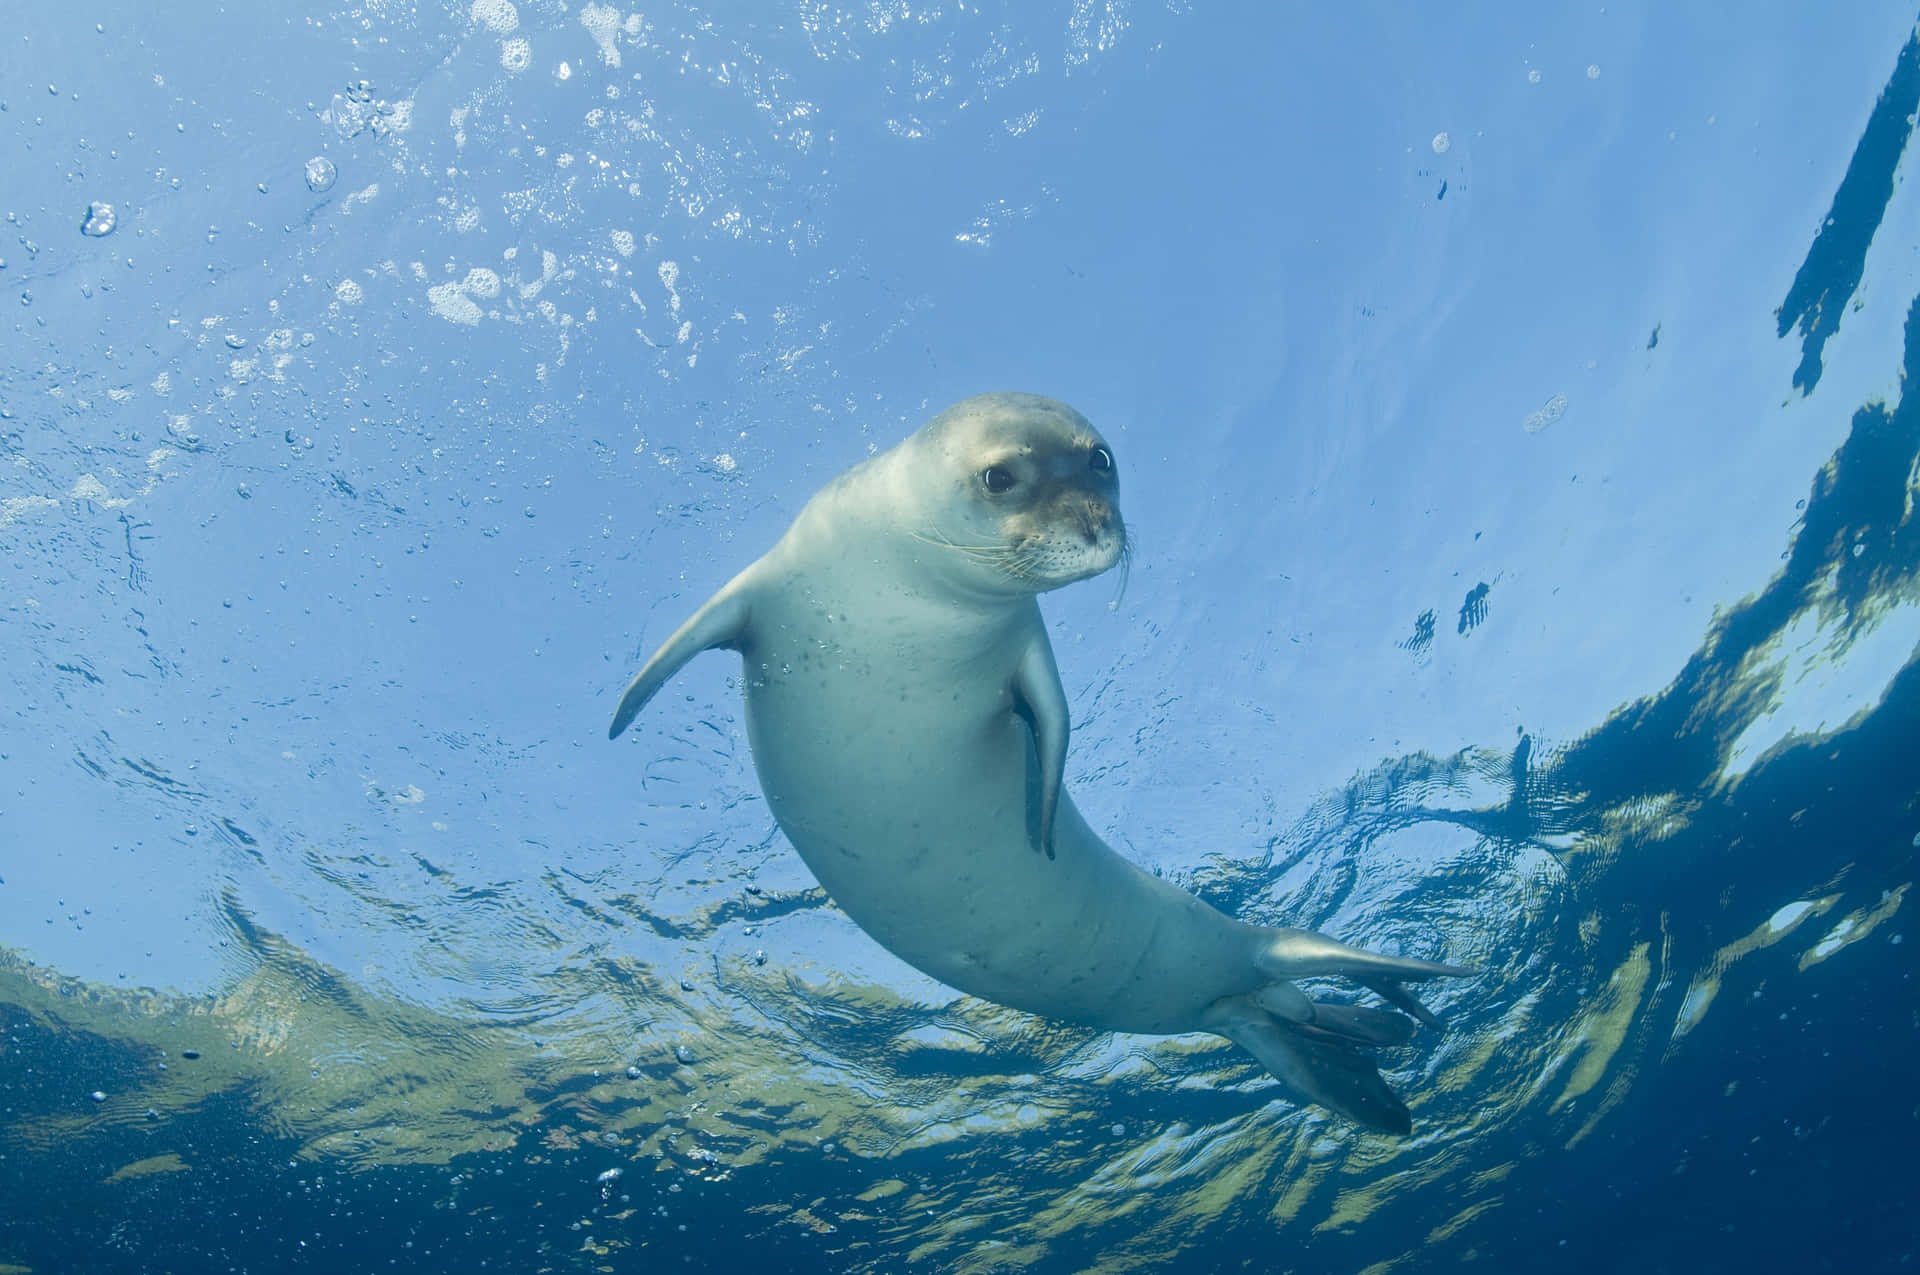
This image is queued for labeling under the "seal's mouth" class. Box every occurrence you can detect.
[1015,513,1128,591]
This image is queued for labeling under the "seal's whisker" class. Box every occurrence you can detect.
[909,528,1037,578]
[1111,533,1134,606]
[910,527,1010,555]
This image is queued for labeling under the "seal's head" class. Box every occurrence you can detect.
[908,392,1127,595]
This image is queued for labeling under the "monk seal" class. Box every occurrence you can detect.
[608,392,1473,1133]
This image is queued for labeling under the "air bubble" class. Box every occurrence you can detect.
[304,156,337,193]
[79,201,117,237]
[1431,132,1450,154]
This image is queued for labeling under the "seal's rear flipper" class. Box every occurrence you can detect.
[1207,998,1413,1136]
[607,581,753,740]
[1357,975,1447,1030]
[1254,928,1475,1029]
[1294,1000,1420,1048]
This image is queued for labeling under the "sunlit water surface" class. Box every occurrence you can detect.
[2,3,1916,1272]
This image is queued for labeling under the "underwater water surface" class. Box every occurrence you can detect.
[2,2,1917,1272]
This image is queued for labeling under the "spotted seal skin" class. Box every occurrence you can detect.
[609,392,1473,1133]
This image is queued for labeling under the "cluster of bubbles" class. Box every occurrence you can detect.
[1523,392,1570,434]
[79,201,116,237]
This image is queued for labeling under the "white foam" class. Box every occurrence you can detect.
[463,267,502,298]
[0,496,59,528]
[1523,392,1569,434]
[500,38,531,73]
[69,474,125,507]
[428,282,484,326]
[470,0,518,34]
[580,4,623,67]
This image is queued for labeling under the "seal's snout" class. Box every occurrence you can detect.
[1077,496,1120,545]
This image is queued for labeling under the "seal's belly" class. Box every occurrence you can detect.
[739,650,1256,1034]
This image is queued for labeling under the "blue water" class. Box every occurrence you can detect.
[3,2,1917,1271]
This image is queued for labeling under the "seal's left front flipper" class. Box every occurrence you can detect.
[608,577,754,740]
[1010,633,1069,858]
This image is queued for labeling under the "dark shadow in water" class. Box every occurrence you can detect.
[1777,21,1920,394]
[1455,581,1490,635]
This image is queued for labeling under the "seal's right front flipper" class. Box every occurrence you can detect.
[1011,633,1069,859]
[607,581,753,740]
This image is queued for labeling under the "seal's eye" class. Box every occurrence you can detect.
[1089,446,1114,474]
[981,465,1018,494]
